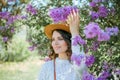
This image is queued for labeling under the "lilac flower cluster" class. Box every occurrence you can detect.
[97,30,110,41]
[72,35,86,45]
[49,6,78,23]
[82,70,111,80]
[71,53,95,67]
[26,4,37,15]
[105,27,119,36]
[84,22,119,41]
[44,56,51,62]
[0,12,22,25]
[97,71,111,80]
[114,70,120,75]
[90,41,100,51]
[28,45,36,51]
[82,71,95,80]
[85,55,95,67]
[98,6,108,17]
[0,12,10,19]
[89,0,113,20]
[7,15,20,25]
[0,11,25,43]
[84,22,101,39]
[2,37,8,42]
[71,54,85,66]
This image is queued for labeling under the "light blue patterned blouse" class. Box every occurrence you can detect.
[38,36,87,80]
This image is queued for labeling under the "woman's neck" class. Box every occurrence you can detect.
[58,53,68,60]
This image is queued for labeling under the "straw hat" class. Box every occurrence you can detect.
[44,24,70,39]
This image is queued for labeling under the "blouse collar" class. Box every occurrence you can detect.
[56,57,70,64]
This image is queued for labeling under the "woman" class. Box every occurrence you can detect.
[38,10,87,80]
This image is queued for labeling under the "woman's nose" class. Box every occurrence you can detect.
[54,40,59,45]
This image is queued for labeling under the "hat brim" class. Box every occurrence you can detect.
[44,24,70,39]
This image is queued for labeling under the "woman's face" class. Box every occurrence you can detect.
[52,31,68,54]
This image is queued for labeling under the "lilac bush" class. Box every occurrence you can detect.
[0,11,23,44]
[64,0,120,79]
[81,0,120,79]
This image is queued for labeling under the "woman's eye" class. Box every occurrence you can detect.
[58,38,64,40]
[51,38,55,41]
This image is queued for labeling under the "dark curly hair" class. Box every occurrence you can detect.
[48,29,72,60]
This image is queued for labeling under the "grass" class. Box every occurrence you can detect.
[0,57,44,80]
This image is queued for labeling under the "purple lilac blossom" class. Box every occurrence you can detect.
[90,11,99,20]
[0,26,3,31]
[0,12,10,19]
[6,15,18,25]
[84,22,101,39]
[114,70,120,75]
[105,27,119,36]
[97,71,111,80]
[28,45,35,51]
[49,6,78,23]
[71,54,85,66]
[49,7,63,22]
[110,8,115,16]
[21,15,28,19]
[102,61,109,70]
[2,37,8,42]
[82,71,96,80]
[91,41,100,51]
[44,56,51,62]
[72,35,86,46]
[26,4,37,15]
[89,1,96,7]
[98,6,108,17]
[0,26,5,32]
[11,28,14,33]
[85,55,95,67]
[97,30,110,41]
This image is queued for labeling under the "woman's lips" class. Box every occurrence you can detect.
[54,46,61,50]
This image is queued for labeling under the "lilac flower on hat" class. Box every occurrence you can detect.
[49,6,78,23]
[84,22,101,39]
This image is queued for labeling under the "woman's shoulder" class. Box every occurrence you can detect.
[41,59,54,68]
